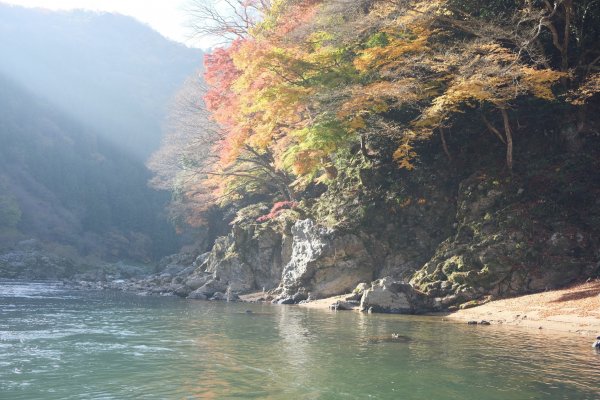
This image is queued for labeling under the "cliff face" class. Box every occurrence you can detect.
[164,127,600,312]
[167,159,456,303]
[411,165,600,310]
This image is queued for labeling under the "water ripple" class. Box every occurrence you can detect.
[1,280,599,400]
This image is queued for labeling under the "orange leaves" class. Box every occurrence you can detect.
[392,140,418,170]
[198,0,574,204]
[203,40,245,129]
[354,33,430,73]
[290,149,323,176]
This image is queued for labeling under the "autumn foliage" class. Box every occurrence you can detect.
[256,201,299,223]
[160,0,600,226]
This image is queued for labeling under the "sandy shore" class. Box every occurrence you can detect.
[444,280,600,336]
[291,281,600,337]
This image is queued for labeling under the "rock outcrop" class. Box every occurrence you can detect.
[26,146,600,316]
[411,172,600,309]
[359,278,431,314]
[0,250,77,279]
[277,219,375,299]
[180,221,291,299]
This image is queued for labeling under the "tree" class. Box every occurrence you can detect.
[178,0,600,224]
[147,72,222,227]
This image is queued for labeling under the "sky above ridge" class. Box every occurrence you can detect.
[0,0,211,48]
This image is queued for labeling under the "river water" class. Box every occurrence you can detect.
[0,280,598,399]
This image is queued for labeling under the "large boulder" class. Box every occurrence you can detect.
[183,217,291,299]
[359,278,431,314]
[278,219,375,299]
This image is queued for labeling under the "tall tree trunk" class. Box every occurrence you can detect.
[562,0,572,74]
[440,127,452,161]
[500,108,514,172]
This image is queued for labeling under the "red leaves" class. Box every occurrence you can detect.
[256,201,299,222]
[203,40,244,128]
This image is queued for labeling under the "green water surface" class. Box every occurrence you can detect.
[0,281,598,399]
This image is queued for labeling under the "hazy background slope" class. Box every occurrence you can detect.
[0,74,177,260]
[0,3,201,159]
[0,4,203,263]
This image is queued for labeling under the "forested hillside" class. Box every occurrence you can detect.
[0,4,201,159]
[150,0,600,309]
[0,74,178,262]
[0,5,203,274]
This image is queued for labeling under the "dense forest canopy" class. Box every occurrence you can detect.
[154,0,599,229]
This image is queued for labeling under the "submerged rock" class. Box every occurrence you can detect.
[187,290,208,300]
[329,300,356,311]
[365,334,411,344]
[277,297,295,305]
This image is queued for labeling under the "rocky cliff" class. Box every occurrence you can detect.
[12,129,597,316]
[148,131,600,314]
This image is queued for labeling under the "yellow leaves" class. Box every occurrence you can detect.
[338,80,421,130]
[417,40,564,131]
[338,90,387,124]
[392,140,418,170]
[307,30,334,50]
[354,34,430,73]
[370,0,445,27]
[450,76,504,103]
[475,43,517,64]
[521,67,565,100]
[420,75,500,128]
[348,116,367,130]
[568,72,600,105]
[397,4,441,28]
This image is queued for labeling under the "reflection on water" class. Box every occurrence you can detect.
[0,280,599,399]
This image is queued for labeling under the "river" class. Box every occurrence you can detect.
[0,280,598,399]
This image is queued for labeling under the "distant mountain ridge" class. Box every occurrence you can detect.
[0,4,203,264]
[0,72,179,261]
[0,3,202,159]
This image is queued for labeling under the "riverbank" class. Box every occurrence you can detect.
[292,281,600,337]
[444,280,600,336]
[61,267,600,339]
